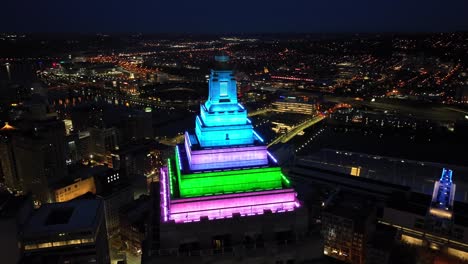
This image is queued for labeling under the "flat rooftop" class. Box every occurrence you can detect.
[23,199,101,236]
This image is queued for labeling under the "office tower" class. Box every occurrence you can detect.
[322,193,376,264]
[0,193,33,264]
[272,94,318,115]
[120,110,153,142]
[0,122,19,191]
[20,199,110,264]
[380,168,468,260]
[13,116,68,203]
[148,56,307,263]
[89,126,119,162]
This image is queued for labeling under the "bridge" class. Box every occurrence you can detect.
[268,115,326,147]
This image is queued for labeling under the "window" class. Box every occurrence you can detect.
[219,81,228,97]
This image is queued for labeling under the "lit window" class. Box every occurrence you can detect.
[219,81,228,97]
[37,242,53,249]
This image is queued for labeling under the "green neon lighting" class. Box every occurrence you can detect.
[175,147,182,183]
[167,158,173,195]
[172,159,285,197]
[282,175,291,186]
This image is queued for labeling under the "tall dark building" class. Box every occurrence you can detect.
[322,193,377,264]
[13,119,67,202]
[0,122,19,190]
[1,93,68,203]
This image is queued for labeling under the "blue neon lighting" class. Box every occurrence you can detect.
[246,118,252,124]
[196,115,203,126]
[176,145,182,171]
[267,151,278,163]
[432,168,454,212]
[440,168,453,183]
[253,130,264,142]
[206,69,238,108]
[238,103,245,110]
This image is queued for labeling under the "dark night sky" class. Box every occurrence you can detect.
[2,0,468,33]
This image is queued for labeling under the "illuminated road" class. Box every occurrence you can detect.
[268,115,326,147]
[248,107,272,117]
[444,107,468,116]
[159,134,185,146]
[324,96,466,122]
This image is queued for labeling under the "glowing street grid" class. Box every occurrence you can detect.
[160,56,300,223]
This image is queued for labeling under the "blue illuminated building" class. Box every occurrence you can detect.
[195,55,258,147]
[429,168,455,220]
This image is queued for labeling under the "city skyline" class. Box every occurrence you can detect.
[1,0,468,33]
[1,4,468,262]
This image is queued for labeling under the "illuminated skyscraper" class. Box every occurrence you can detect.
[161,55,300,223]
[426,168,455,234]
[149,56,306,263]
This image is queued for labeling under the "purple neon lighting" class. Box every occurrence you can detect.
[184,134,192,163]
[160,168,169,221]
[189,146,268,170]
[169,189,299,223]
[185,131,192,147]
[267,151,278,163]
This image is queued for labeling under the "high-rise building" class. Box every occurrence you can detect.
[13,116,68,203]
[20,199,110,264]
[0,193,33,264]
[321,193,376,264]
[89,126,119,162]
[147,56,307,263]
[0,122,19,191]
[381,168,468,259]
[1,93,68,203]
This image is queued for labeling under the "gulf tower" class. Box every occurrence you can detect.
[153,56,307,262]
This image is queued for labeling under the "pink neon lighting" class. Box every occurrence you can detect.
[160,168,169,221]
[188,146,269,170]
[169,189,299,223]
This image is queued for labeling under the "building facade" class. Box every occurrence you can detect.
[20,199,110,264]
[146,56,308,263]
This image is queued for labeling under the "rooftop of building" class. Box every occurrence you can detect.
[386,189,468,227]
[22,199,101,236]
[0,121,16,131]
[368,223,397,251]
[50,164,108,190]
[212,54,234,71]
[183,130,266,153]
[114,140,168,155]
[453,201,468,227]
[292,159,411,194]
[323,191,376,232]
[386,191,431,216]
[0,192,31,219]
